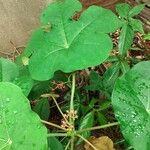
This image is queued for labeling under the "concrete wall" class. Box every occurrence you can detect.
[0,0,52,55]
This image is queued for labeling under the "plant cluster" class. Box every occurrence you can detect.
[0,0,149,150]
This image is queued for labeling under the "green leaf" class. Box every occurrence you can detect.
[33,98,50,121]
[103,62,120,90]
[144,32,150,40]
[77,111,94,144]
[116,3,131,18]
[13,67,33,96]
[130,18,144,33]
[118,24,134,56]
[48,137,63,150]
[85,71,102,91]
[0,58,19,82]
[22,0,121,80]
[97,112,108,125]
[112,61,150,150]
[99,100,111,111]
[120,60,130,75]
[128,4,145,18]
[83,99,97,115]
[0,82,48,149]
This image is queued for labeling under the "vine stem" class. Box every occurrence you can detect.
[65,140,71,150]
[77,134,98,150]
[70,137,74,150]
[41,94,70,125]
[41,120,67,131]
[70,73,76,150]
[77,122,119,134]
[51,95,70,125]
[70,73,76,113]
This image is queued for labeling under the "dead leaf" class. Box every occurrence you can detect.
[84,136,115,150]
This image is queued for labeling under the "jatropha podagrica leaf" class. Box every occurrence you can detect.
[21,0,121,80]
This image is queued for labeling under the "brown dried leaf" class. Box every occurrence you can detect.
[84,136,115,150]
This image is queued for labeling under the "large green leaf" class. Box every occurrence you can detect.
[21,0,121,80]
[0,58,19,82]
[112,61,150,150]
[118,24,134,56]
[0,82,47,149]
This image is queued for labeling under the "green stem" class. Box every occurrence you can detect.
[51,96,70,125]
[69,73,76,126]
[70,137,74,150]
[47,133,67,137]
[65,140,71,150]
[41,120,67,131]
[69,73,76,150]
[70,73,75,112]
[77,122,119,134]
[77,134,98,150]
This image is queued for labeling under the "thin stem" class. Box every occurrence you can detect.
[114,139,125,145]
[70,73,75,112]
[77,122,119,134]
[65,140,71,150]
[41,120,67,131]
[47,133,67,137]
[51,96,70,125]
[69,73,76,125]
[41,93,70,125]
[77,134,98,150]
[70,137,75,150]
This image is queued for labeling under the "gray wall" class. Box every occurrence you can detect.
[0,0,52,54]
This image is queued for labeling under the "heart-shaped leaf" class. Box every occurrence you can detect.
[22,0,121,80]
[112,61,150,150]
[0,82,47,149]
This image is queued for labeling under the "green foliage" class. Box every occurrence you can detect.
[112,61,150,150]
[85,71,103,91]
[97,112,108,125]
[77,111,94,144]
[128,4,145,18]
[48,137,64,150]
[0,1,147,149]
[116,3,131,18]
[0,82,48,149]
[129,18,144,33]
[103,62,120,91]
[116,3,144,56]
[0,58,18,82]
[0,58,33,96]
[20,0,121,80]
[13,66,33,96]
[144,32,150,40]
[33,98,50,120]
[118,24,134,56]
